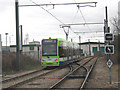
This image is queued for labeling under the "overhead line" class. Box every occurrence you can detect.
[74,0,92,32]
[60,22,104,26]
[73,0,96,40]
[19,2,97,7]
[74,31,104,33]
[29,0,65,24]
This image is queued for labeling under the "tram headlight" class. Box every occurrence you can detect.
[55,59,58,62]
[42,59,45,62]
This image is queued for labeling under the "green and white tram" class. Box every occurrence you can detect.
[41,38,80,66]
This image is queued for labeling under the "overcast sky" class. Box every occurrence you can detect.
[0,0,119,46]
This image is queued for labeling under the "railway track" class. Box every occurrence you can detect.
[2,67,46,82]
[2,56,92,89]
[80,57,98,90]
[49,57,98,90]
[2,67,59,89]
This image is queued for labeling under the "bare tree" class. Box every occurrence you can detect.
[110,16,120,64]
[110,16,120,34]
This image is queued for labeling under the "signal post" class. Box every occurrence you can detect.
[104,6,114,84]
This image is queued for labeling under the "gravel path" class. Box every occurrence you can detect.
[86,56,119,89]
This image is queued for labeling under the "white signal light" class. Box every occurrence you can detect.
[42,59,45,62]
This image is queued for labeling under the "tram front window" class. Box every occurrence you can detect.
[42,39,57,56]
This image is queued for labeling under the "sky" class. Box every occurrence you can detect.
[0,0,119,46]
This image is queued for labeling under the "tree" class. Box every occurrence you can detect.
[110,16,120,64]
[111,16,120,34]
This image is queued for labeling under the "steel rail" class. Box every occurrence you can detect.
[2,56,90,89]
[2,67,59,89]
[2,67,46,83]
[80,57,98,90]
[2,56,84,84]
[49,57,94,89]
[2,56,84,85]
[3,62,75,89]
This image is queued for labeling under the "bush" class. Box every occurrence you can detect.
[2,52,41,73]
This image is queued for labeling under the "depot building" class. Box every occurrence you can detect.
[79,42,105,56]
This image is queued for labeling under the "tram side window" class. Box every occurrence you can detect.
[59,47,65,57]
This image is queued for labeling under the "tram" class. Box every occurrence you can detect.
[41,38,80,66]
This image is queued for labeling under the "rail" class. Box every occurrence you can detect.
[49,57,94,89]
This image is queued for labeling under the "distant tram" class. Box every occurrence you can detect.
[41,38,80,66]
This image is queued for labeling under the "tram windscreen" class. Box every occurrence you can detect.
[42,39,57,56]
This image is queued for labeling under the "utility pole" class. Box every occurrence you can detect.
[104,6,110,34]
[19,25,23,53]
[5,33,8,51]
[88,39,91,56]
[15,0,20,71]
[79,36,81,49]
[104,6,113,84]
[98,40,100,51]
[71,38,73,42]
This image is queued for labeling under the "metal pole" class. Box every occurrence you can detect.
[79,36,81,49]
[15,0,20,71]
[105,6,108,33]
[109,67,112,84]
[19,25,23,53]
[104,6,112,85]
[88,39,91,56]
[71,38,73,42]
[105,6,110,33]
[66,33,68,41]
[105,6,108,25]
[5,33,8,51]
[20,25,23,46]
[61,26,70,41]
[98,40,100,51]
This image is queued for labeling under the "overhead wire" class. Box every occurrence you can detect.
[29,0,97,42]
[29,0,65,24]
[74,0,92,31]
[71,9,79,24]
[29,0,80,41]
[73,0,98,41]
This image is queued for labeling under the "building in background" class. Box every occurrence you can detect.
[79,42,105,56]
[29,41,40,45]
[10,41,41,60]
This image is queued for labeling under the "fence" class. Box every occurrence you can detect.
[22,51,41,60]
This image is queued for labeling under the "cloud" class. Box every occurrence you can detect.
[0,0,14,12]
[1,0,120,45]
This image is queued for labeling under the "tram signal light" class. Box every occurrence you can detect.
[105,45,114,54]
[105,33,114,41]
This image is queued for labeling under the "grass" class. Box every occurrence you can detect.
[2,52,41,75]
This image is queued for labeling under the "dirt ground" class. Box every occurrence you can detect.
[2,56,119,90]
[86,56,119,90]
